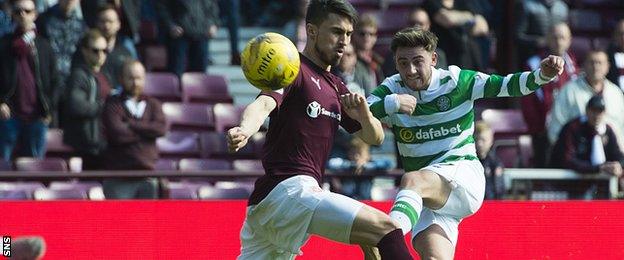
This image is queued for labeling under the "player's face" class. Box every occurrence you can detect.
[584,52,609,83]
[395,46,437,91]
[121,63,146,98]
[311,13,353,67]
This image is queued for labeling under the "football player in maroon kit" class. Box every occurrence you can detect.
[227,0,412,259]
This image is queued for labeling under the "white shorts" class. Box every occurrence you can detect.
[238,175,365,260]
[411,160,485,246]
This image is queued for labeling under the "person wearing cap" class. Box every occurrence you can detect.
[547,50,624,152]
[550,95,624,192]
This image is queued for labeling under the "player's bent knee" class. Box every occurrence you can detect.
[400,171,428,192]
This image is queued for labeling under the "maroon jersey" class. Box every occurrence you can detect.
[248,54,362,205]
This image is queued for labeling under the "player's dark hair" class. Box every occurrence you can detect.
[391,27,438,53]
[306,0,358,26]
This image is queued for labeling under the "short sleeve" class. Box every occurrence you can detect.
[257,66,305,109]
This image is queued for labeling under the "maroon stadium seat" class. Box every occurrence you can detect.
[157,131,201,158]
[154,159,179,171]
[45,128,74,158]
[0,160,11,171]
[167,182,200,199]
[232,159,263,172]
[162,102,214,131]
[200,132,259,159]
[145,72,181,102]
[213,103,245,133]
[480,109,528,139]
[33,187,88,200]
[0,189,30,200]
[143,45,168,71]
[366,10,410,37]
[492,139,521,168]
[178,158,232,171]
[181,73,233,104]
[0,181,45,200]
[197,186,250,199]
[48,181,105,200]
[14,157,68,172]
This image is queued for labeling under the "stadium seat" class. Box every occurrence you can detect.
[181,73,233,104]
[162,102,215,131]
[45,128,74,158]
[200,132,260,159]
[367,9,410,37]
[178,158,232,171]
[232,159,263,172]
[33,188,88,200]
[0,189,30,200]
[145,72,181,102]
[213,103,245,133]
[492,139,521,168]
[48,181,106,200]
[154,159,178,171]
[213,181,255,194]
[0,160,11,171]
[197,186,250,199]
[0,182,45,200]
[138,20,158,44]
[167,182,199,199]
[143,45,168,72]
[157,131,201,158]
[480,109,528,139]
[14,157,68,172]
[518,135,534,168]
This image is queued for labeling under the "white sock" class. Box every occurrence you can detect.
[389,189,423,235]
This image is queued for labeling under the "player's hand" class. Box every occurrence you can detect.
[600,162,623,177]
[397,94,417,114]
[340,93,370,122]
[0,103,10,120]
[227,127,249,153]
[539,55,564,79]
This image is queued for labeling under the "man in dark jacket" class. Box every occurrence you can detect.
[0,0,62,161]
[102,60,166,199]
[156,0,219,77]
[63,29,112,170]
[82,0,140,58]
[551,95,624,199]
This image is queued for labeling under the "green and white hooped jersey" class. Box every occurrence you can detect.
[367,65,551,172]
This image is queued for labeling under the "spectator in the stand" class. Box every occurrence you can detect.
[11,236,46,260]
[328,134,374,200]
[520,22,578,167]
[607,19,624,92]
[36,0,86,86]
[547,50,624,152]
[424,0,488,70]
[514,0,568,71]
[102,60,166,199]
[82,0,140,59]
[550,95,623,199]
[63,29,111,170]
[0,0,13,37]
[218,0,241,65]
[332,43,364,95]
[474,121,504,199]
[95,4,132,88]
[352,13,383,96]
[282,0,308,52]
[382,7,448,77]
[0,0,62,161]
[156,0,219,77]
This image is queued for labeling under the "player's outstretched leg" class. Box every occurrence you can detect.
[307,192,412,260]
[389,170,452,234]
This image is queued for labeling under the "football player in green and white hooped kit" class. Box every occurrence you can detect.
[366,27,564,259]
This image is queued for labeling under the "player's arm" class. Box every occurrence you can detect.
[341,93,385,146]
[467,55,564,99]
[366,81,416,123]
[227,95,277,152]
